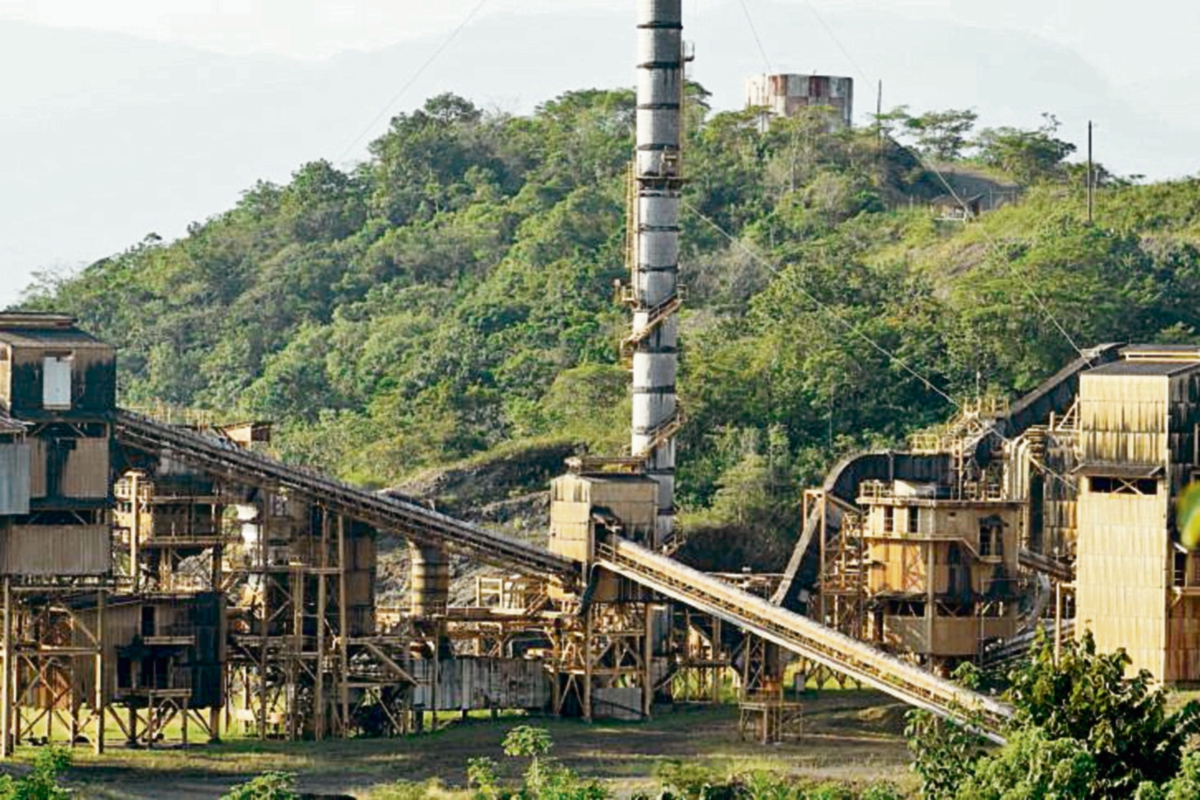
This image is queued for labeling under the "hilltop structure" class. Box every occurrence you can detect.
[745,73,854,129]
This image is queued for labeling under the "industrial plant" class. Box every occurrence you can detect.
[0,0,1194,762]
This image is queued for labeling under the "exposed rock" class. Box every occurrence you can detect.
[376,441,578,608]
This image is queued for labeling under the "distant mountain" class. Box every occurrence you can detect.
[2,3,1197,307]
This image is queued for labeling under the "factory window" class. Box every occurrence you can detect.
[1089,476,1158,495]
[42,354,73,410]
[882,506,894,533]
[906,507,920,534]
[979,517,1004,558]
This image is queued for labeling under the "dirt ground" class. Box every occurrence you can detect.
[32,691,915,799]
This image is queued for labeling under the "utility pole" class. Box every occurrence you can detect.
[876,80,883,139]
[1086,120,1094,224]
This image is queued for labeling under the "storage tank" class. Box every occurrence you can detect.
[409,543,450,617]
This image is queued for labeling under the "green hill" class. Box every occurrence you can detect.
[21,88,1200,554]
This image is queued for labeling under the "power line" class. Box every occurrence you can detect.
[682,199,1083,491]
[337,0,490,163]
[738,0,774,73]
[797,2,1085,358]
[801,1,869,87]
[683,199,958,407]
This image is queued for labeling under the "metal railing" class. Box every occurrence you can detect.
[596,537,1011,740]
[622,296,683,354]
[115,410,578,581]
[630,404,686,462]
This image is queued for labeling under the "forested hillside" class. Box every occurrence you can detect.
[21,88,1200,553]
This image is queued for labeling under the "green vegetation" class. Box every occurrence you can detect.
[0,747,71,800]
[465,724,606,799]
[220,770,299,800]
[907,632,1200,799]
[209,635,1200,798]
[20,87,1200,547]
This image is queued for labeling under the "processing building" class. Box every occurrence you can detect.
[771,344,1200,685]
[11,0,1200,760]
[1074,347,1200,683]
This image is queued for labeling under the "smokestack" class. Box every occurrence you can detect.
[631,0,684,546]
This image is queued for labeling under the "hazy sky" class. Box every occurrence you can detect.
[0,0,1197,309]
[2,0,1197,81]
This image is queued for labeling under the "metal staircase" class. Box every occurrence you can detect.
[621,296,683,357]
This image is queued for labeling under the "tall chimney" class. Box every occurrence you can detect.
[631,0,684,546]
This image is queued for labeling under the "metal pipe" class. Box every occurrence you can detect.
[633,0,685,545]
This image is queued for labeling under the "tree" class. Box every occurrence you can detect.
[903,109,978,160]
[466,726,607,800]
[1,747,73,800]
[975,113,1076,183]
[1005,630,1200,793]
[908,631,1200,799]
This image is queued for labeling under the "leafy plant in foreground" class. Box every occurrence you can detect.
[907,630,1200,798]
[468,726,606,800]
[220,770,300,800]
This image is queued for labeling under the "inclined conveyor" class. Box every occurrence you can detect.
[597,537,1011,740]
[115,410,579,580]
[118,410,1010,738]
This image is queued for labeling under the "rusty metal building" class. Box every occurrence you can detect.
[0,312,115,755]
[745,73,854,129]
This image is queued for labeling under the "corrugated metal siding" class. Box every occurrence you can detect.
[593,687,643,720]
[61,436,109,498]
[0,442,30,515]
[1167,597,1200,683]
[1080,373,1168,465]
[1076,489,1169,679]
[0,525,110,575]
[409,657,550,711]
[884,616,1016,657]
[28,438,45,498]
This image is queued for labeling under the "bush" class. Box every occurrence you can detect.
[468,726,607,800]
[220,771,299,800]
[0,747,72,800]
[906,631,1200,799]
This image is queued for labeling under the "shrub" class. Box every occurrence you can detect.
[220,771,300,800]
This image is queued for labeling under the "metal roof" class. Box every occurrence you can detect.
[1085,360,1200,377]
[1123,343,1200,356]
[1076,462,1164,479]
[0,326,108,349]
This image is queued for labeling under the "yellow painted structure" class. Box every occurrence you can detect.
[1075,353,1200,684]
[859,482,1021,660]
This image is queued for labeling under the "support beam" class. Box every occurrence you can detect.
[338,516,350,738]
[315,512,328,741]
[1,578,11,757]
[94,588,105,754]
[582,606,593,722]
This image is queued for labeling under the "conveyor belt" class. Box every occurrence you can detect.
[597,537,1011,741]
[115,410,578,580]
[1017,547,1073,583]
[772,344,1122,612]
[982,620,1075,668]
